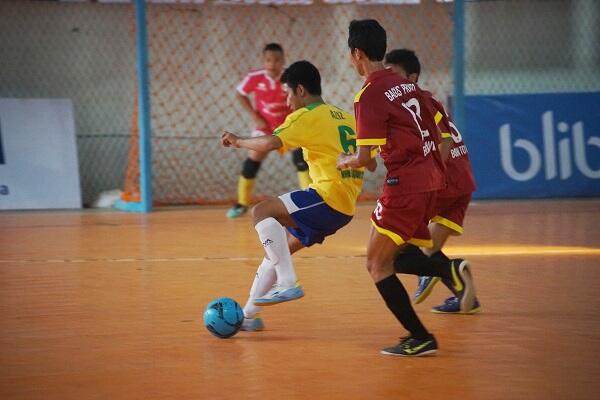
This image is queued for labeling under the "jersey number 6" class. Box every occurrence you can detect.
[338,125,357,154]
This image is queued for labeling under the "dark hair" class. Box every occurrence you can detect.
[385,49,421,76]
[263,43,284,54]
[281,60,322,96]
[347,19,386,61]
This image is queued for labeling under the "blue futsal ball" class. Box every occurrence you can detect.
[203,297,244,338]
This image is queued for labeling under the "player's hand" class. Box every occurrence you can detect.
[336,153,350,170]
[254,114,269,130]
[366,157,377,172]
[221,131,241,148]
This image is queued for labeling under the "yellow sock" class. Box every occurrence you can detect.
[237,176,256,206]
[297,170,312,190]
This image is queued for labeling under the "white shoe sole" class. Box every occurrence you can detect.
[380,349,437,357]
[253,292,304,306]
[457,260,476,312]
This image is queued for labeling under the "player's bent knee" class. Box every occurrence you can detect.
[365,258,382,276]
[251,199,279,225]
[291,148,309,172]
[242,158,262,179]
[250,202,268,224]
[252,198,294,227]
[366,257,396,282]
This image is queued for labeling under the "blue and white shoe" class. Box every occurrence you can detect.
[413,276,441,304]
[431,296,482,314]
[253,283,304,306]
[240,315,265,331]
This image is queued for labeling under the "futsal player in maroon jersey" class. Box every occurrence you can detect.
[385,48,481,314]
[337,20,477,356]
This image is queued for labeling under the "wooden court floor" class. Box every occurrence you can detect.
[1,200,599,400]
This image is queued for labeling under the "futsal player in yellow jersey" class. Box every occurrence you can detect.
[221,60,375,331]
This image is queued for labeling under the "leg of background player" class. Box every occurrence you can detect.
[227,149,267,218]
[424,223,482,314]
[411,223,455,303]
[400,222,481,313]
[392,241,477,314]
[291,148,311,189]
[423,222,452,256]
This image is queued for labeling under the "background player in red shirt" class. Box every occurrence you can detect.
[227,43,312,218]
[337,19,477,357]
[385,49,481,314]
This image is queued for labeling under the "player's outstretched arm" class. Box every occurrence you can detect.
[365,157,377,172]
[336,145,374,170]
[221,131,282,153]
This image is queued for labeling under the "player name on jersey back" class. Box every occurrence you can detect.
[384,83,416,102]
[354,68,445,195]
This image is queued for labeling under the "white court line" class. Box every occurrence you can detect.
[0,247,599,265]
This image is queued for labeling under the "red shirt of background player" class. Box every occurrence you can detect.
[236,69,290,134]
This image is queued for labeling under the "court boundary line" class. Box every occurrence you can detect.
[1,247,599,265]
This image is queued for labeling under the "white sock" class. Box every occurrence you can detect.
[243,257,276,318]
[255,217,297,287]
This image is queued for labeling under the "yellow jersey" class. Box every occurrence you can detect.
[274,102,364,216]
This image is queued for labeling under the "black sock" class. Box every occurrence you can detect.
[375,275,430,340]
[393,248,451,280]
[431,250,450,262]
[431,251,456,293]
[402,244,423,255]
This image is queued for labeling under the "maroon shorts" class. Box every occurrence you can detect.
[431,192,472,235]
[370,191,437,248]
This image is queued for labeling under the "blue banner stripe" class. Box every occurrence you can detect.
[0,117,4,165]
[465,92,600,199]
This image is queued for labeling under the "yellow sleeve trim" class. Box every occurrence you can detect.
[434,111,443,125]
[431,215,464,235]
[370,147,380,158]
[370,219,405,246]
[354,82,372,103]
[357,138,386,146]
[441,132,452,139]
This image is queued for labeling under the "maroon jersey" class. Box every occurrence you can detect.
[429,96,477,197]
[236,69,290,133]
[354,68,444,194]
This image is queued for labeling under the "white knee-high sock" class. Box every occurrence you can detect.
[255,217,297,287]
[243,257,276,318]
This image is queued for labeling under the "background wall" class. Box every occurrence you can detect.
[0,2,134,205]
[465,0,600,95]
[0,0,598,205]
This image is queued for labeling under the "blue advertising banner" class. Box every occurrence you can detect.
[465,92,600,199]
[0,117,4,165]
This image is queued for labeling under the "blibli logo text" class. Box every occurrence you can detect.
[500,111,600,181]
